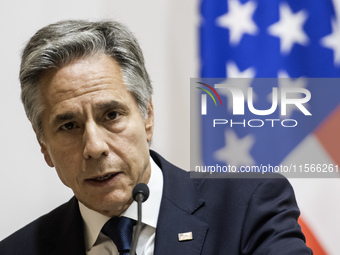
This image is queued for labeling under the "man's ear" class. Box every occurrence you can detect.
[145,99,154,143]
[34,128,54,168]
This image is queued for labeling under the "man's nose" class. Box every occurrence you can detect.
[83,122,109,159]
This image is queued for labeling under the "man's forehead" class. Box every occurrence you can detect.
[39,55,130,103]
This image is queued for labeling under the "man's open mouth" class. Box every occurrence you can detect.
[94,174,114,181]
[87,172,120,184]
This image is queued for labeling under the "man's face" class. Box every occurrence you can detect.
[38,54,153,217]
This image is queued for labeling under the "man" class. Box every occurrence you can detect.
[0,20,312,254]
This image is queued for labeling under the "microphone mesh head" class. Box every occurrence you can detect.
[132,183,150,202]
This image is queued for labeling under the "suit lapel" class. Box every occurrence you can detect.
[43,197,86,255]
[151,151,208,255]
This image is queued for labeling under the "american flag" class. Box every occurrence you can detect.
[199,0,340,254]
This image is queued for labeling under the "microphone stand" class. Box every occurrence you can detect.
[130,193,143,255]
[129,183,149,255]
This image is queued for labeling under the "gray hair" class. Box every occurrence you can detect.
[20,19,153,140]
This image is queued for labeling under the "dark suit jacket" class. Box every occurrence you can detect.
[0,151,312,254]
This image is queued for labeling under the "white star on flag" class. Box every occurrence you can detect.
[216,0,258,46]
[320,17,340,65]
[214,129,255,168]
[226,61,256,78]
[268,3,309,54]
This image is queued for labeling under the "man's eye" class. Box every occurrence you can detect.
[60,122,75,131]
[107,111,118,120]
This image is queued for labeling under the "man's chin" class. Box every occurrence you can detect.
[80,195,134,217]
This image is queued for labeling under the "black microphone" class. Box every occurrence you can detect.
[130,183,149,255]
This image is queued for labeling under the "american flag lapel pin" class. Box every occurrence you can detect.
[178,232,193,242]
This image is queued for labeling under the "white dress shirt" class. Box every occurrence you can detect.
[79,157,164,255]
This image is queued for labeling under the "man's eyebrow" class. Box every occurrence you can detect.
[52,101,129,125]
[95,100,129,112]
[52,112,76,126]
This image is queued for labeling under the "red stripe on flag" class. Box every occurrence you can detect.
[298,217,327,255]
[315,104,340,166]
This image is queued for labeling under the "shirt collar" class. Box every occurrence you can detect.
[79,156,164,250]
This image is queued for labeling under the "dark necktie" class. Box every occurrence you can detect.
[102,217,136,255]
